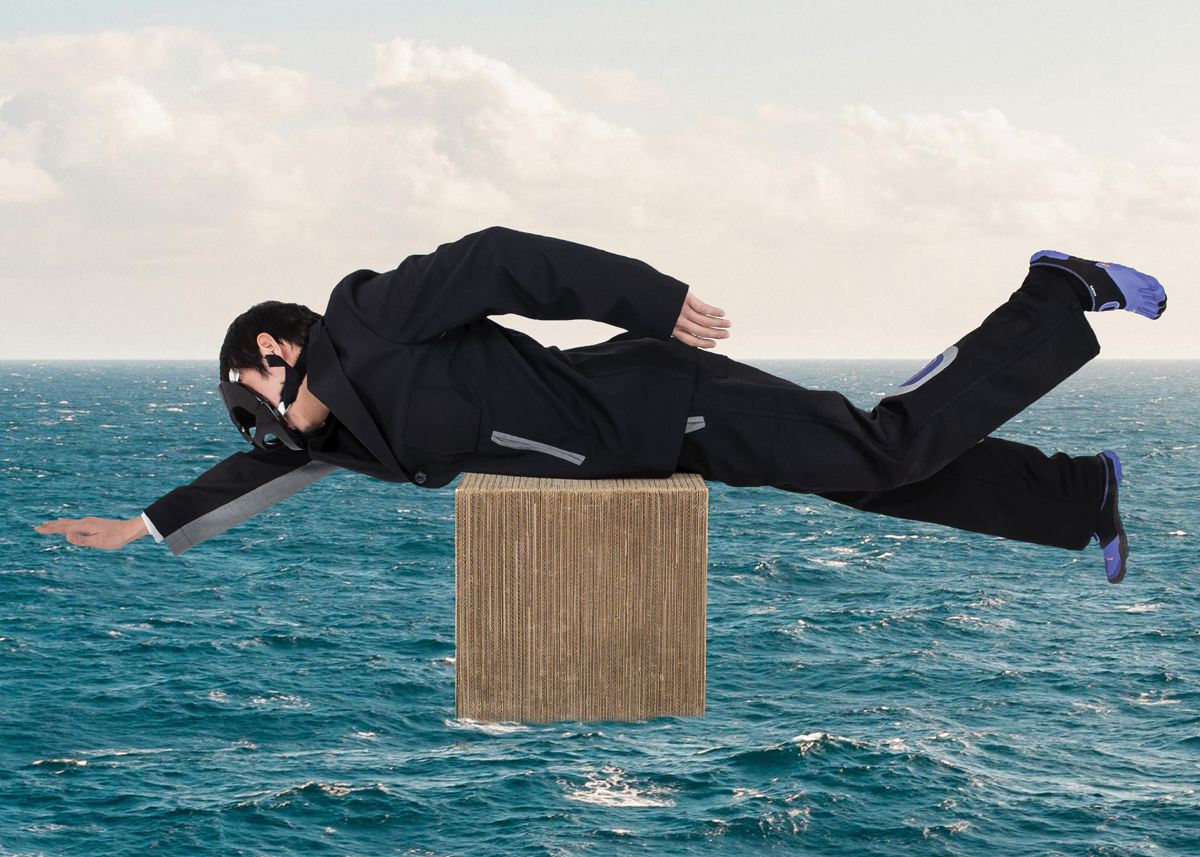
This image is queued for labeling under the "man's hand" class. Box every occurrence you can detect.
[33,516,148,551]
[673,290,731,348]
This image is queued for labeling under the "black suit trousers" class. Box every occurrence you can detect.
[675,268,1106,551]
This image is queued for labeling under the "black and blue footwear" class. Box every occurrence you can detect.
[1092,450,1128,584]
[1030,250,1167,319]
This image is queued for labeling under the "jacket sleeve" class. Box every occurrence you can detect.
[142,444,339,557]
[333,226,691,344]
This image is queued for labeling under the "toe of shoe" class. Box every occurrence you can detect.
[1132,272,1167,317]
[1098,451,1127,583]
[1103,532,1128,584]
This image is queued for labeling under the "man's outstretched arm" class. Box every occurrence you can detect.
[333,226,730,345]
[34,445,339,557]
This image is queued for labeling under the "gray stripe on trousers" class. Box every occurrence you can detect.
[490,431,586,465]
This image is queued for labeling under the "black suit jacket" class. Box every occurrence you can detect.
[145,226,728,556]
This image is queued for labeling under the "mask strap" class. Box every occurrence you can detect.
[264,346,308,414]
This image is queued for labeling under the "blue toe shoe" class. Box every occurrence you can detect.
[1093,450,1128,584]
[1030,250,1167,319]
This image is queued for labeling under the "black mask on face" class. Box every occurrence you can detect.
[265,345,308,412]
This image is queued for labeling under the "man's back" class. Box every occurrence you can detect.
[143,226,717,555]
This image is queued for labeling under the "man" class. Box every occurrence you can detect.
[34,228,1167,584]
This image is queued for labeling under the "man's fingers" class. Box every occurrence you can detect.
[682,317,730,340]
[686,292,725,317]
[35,517,87,534]
[687,302,730,322]
[674,326,718,348]
[34,518,103,544]
[677,291,731,347]
[684,305,732,330]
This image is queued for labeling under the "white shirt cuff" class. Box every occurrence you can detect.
[141,511,164,543]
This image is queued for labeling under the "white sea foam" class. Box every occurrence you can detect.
[779,618,810,637]
[560,764,676,807]
[1130,691,1182,706]
[77,747,175,758]
[221,739,257,751]
[237,781,392,805]
[1070,701,1113,715]
[788,731,859,753]
[250,694,310,708]
[1115,603,1165,613]
[445,717,530,734]
[732,786,767,800]
[946,614,1014,631]
[923,820,972,837]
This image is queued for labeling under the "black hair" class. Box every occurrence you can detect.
[219,301,323,383]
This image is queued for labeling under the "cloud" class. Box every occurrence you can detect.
[824,105,1200,235]
[360,39,642,189]
[0,27,1195,358]
[0,154,59,202]
[584,67,645,103]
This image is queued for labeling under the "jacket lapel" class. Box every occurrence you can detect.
[306,319,411,481]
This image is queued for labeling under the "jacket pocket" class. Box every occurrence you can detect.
[490,431,586,465]
[405,387,481,455]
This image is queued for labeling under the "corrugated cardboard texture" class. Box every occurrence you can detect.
[454,472,708,723]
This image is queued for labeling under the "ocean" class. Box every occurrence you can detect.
[2,359,1197,856]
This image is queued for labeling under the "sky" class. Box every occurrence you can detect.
[1,1,1197,360]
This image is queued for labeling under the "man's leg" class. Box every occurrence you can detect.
[799,265,1101,491]
[675,265,1106,550]
[677,403,1106,550]
[812,435,1106,550]
[678,266,1100,496]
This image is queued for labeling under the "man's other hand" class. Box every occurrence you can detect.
[673,290,731,348]
[33,516,148,551]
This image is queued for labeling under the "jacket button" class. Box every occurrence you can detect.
[414,471,426,484]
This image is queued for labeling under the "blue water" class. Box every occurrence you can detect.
[3,359,1198,856]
